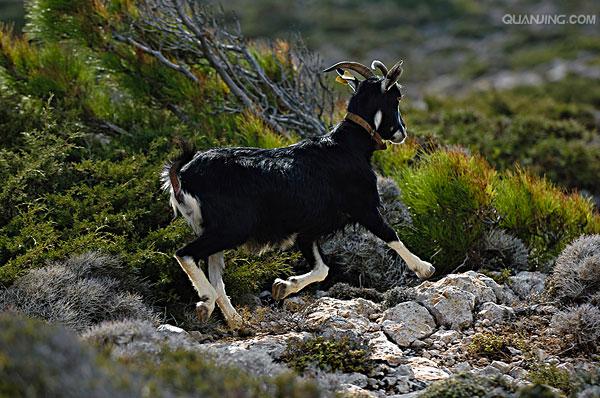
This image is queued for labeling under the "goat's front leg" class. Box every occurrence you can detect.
[358,210,435,279]
[272,240,329,300]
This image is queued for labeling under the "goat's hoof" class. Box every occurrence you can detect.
[415,261,436,279]
[225,313,244,330]
[272,278,292,301]
[195,300,215,322]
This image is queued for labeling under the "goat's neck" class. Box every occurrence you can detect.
[331,121,378,160]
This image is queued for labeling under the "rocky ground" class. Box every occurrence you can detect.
[95,270,598,397]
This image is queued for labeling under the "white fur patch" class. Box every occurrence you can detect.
[170,190,203,235]
[388,240,435,278]
[391,131,406,143]
[374,110,383,130]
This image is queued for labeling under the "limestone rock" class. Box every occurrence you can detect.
[509,271,547,299]
[417,272,496,305]
[366,331,404,365]
[303,297,381,338]
[477,302,515,324]
[380,301,436,347]
[406,357,450,382]
[429,329,460,345]
[198,332,309,377]
[416,285,475,330]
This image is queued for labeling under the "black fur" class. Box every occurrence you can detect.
[164,78,405,266]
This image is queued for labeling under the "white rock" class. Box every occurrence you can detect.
[490,360,511,373]
[475,273,518,305]
[477,302,515,324]
[366,331,404,365]
[381,301,436,347]
[406,357,449,382]
[157,324,187,334]
[416,285,475,330]
[509,367,528,380]
[199,332,309,377]
[454,361,472,372]
[417,272,496,305]
[430,329,460,345]
[303,297,380,338]
[336,384,378,397]
[478,365,502,377]
[509,271,547,299]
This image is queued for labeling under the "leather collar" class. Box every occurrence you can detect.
[344,112,387,150]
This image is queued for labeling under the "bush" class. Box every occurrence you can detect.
[383,286,417,308]
[281,336,373,374]
[493,169,600,270]
[528,363,573,395]
[546,235,600,304]
[322,177,411,289]
[396,150,494,274]
[550,304,600,353]
[467,332,524,361]
[0,313,137,398]
[223,249,298,305]
[325,283,384,303]
[0,252,158,332]
[419,372,513,398]
[477,229,529,272]
[125,347,320,398]
[0,313,321,398]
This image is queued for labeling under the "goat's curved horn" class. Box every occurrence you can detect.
[371,60,388,76]
[323,61,375,79]
[383,60,404,91]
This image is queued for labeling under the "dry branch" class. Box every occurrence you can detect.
[110,0,335,138]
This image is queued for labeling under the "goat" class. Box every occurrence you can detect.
[161,60,435,329]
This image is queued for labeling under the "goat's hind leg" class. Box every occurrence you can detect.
[174,254,217,322]
[272,240,329,300]
[208,252,243,329]
[175,231,246,323]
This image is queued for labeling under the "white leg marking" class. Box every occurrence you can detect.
[174,255,216,321]
[208,252,243,329]
[272,242,329,300]
[388,241,435,279]
[374,110,383,130]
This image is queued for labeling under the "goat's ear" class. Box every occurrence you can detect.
[384,60,404,91]
[335,69,359,92]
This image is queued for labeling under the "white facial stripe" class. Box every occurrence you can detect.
[374,110,382,130]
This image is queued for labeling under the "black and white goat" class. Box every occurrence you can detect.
[161,60,435,329]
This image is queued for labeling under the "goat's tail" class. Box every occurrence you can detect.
[160,138,197,216]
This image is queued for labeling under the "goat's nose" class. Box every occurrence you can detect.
[391,130,406,143]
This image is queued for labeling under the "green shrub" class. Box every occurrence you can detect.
[395,150,494,274]
[420,372,512,398]
[124,348,320,398]
[281,336,373,374]
[0,313,320,398]
[467,332,525,361]
[223,249,298,305]
[528,363,572,395]
[493,168,600,269]
[0,313,136,398]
